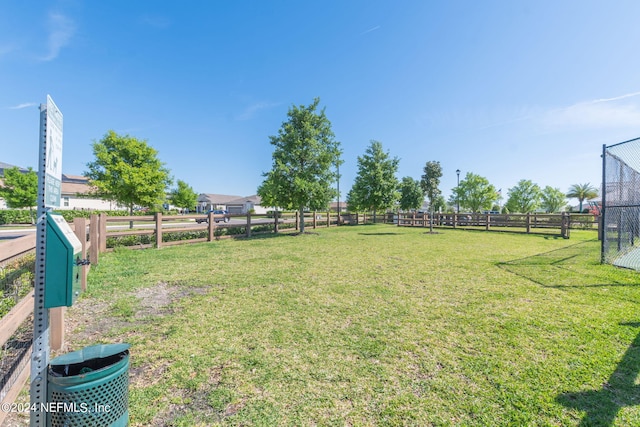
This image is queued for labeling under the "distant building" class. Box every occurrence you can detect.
[58,174,125,211]
[197,193,243,212]
[197,193,270,214]
[0,161,125,211]
[226,195,269,214]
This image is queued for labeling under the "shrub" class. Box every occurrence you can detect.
[0,210,34,225]
[0,253,35,318]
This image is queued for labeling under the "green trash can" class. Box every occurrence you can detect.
[47,343,130,427]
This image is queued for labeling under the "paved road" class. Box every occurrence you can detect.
[0,227,36,240]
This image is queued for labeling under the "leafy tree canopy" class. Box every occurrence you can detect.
[347,140,400,215]
[505,179,541,213]
[452,172,498,213]
[85,130,172,214]
[567,183,598,213]
[169,179,198,211]
[257,98,342,233]
[0,167,38,221]
[541,186,567,213]
[399,177,424,211]
[420,161,442,209]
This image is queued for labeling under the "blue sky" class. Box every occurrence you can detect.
[2,1,640,206]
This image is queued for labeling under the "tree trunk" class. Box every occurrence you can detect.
[129,205,134,229]
[299,206,305,233]
[429,208,434,233]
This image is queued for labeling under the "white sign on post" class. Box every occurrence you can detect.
[31,95,64,426]
[44,95,63,208]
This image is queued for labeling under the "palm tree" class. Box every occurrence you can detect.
[567,183,598,213]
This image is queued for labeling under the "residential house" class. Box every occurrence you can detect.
[197,193,243,213]
[225,195,269,214]
[1,161,124,211]
[59,174,125,211]
[198,193,272,214]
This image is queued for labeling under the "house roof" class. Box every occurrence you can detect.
[62,181,93,196]
[226,195,262,205]
[198,193,243,204]
[0,161,29,176]
[62,174,89,183]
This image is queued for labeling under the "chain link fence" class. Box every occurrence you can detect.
[602,137,640,269]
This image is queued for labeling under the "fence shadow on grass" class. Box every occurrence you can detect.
[496,240,640,289]
[556,322,640,426]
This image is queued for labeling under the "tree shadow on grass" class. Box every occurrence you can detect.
[557,322,640,426]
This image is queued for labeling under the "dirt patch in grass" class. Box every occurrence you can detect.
[65,282,209,346]
[149,365,237,426]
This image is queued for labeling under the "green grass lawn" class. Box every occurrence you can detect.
[72,225,640,426]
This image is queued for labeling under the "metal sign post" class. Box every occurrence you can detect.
[30,95,63,426]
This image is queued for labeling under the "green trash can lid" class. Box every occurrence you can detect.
[50,343,130,367]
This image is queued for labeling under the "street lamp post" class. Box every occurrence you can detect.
[336,162,341,225]
[456,169,460,214]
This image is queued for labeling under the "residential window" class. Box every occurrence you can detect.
[63,197,69,207]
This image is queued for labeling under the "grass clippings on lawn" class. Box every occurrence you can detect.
[60,225,640,426]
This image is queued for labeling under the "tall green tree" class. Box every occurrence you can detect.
[169,179,198,213]
[85,130,172,219]
[399,177,424,212]
[567,183,598,213]
[0,166,38,223]
[347,140,400,221]
[432,194,447,213]
[541,186,567,213]
[421,161,443,232]
[505,179,541,213]
[257,98,342,233]
[452,172,498,213]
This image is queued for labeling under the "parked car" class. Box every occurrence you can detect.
[195,210,230,224]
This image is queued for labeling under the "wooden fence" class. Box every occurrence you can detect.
[0,217,94,425]
[395,212,599,238]
[0,210,597,417]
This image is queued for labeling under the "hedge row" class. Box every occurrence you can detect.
[105,222,299,249]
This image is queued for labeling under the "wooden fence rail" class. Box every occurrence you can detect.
[0,218,93,424]
[0,210,597,418]
[395,212,597,238]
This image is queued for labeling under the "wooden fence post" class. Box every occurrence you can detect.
[327,212,330,228]
[313,211,317,229]
[50,306,65,351]
[155,212,163,248]
[73,217,88,291]
[561,212,570,239]
[208,211,215,241]
[89,214,99,265]
[526,213,531,234]
[274,211,279,233]
[295,211,299,231]
[246,211,252,237]
[453,214,457,229]
[99,213,107,253]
